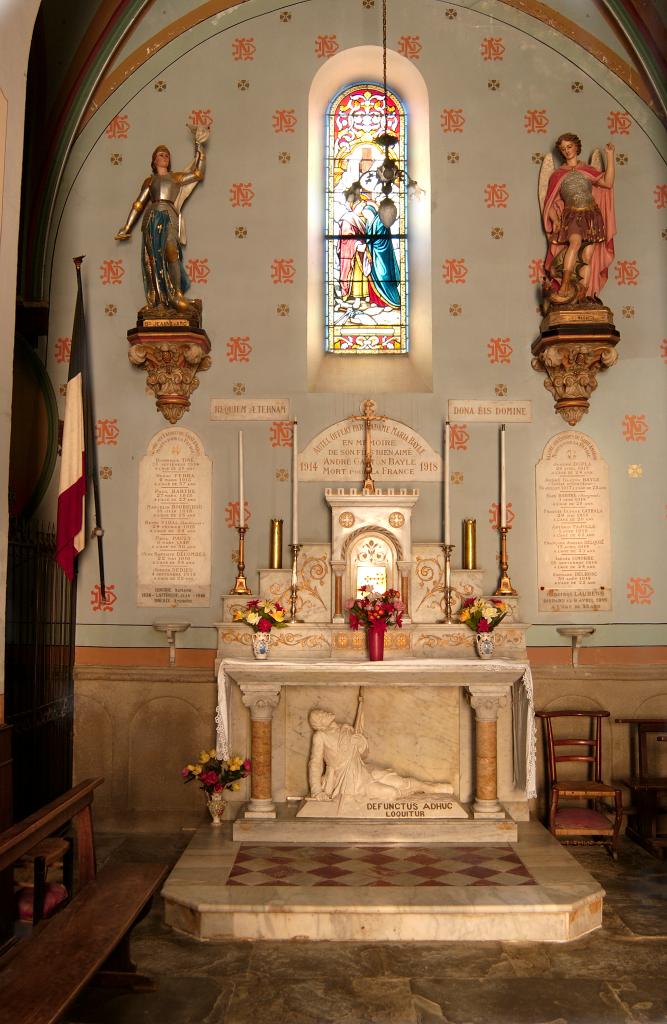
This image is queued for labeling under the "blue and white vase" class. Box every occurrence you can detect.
[251,631,272,660]
[474,632,496,660]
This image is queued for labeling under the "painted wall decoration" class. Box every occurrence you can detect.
[40,0,666,648]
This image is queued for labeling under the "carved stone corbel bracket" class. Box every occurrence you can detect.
[531,318,619,426]
[127,327,212,424]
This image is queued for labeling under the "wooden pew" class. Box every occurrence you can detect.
[0,778,170,1022]
[0,862,169,1023]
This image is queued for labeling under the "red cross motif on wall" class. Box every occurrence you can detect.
[225,501,251,528]
[442,259,468,284]
[607,111,632,135]
[397,36,422,60]
[315,35,340,58]
[626,577,654,605]
[621,414,648,442]
[269,421,294,448]
[272,109,297,133]
[484,184,509,208]
[487,337,513,364]
[271,258,296,284]
[99,260,125,285]
[96,419,120,446]
[229,183,255,207]
[440,109,465,133]
[54,338,71,363]
[106,114,130,139]
[480,37,505,60]
[90,584,117,612]
[226,337,253,363]
[185,258,210,285]
[615,260,640,286]
[524,109,549,134]
[232,37,256,60]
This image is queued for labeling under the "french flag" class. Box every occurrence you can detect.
[56,259,87,581]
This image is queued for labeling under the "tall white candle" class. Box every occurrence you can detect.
[444,420,451,545]
[291,420,299,545]
[500,424,507,528]
[238,430,245,528]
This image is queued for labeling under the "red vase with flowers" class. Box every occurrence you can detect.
[346,586,404,662]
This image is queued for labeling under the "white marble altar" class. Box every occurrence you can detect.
[216,658,536,843]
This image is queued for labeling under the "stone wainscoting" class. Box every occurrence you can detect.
[74,661,667,831]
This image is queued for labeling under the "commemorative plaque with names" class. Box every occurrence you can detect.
[137,427,212,607]
[536,431,612,612]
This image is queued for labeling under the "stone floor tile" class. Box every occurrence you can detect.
[247,939,386,979]
[224,977,418,1024]
[375,940,511,979]
[66,975,234,1024]
[410,977,630,1024]
[133,926,253,977]
[606,978,667,1024]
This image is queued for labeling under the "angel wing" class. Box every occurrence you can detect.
[589,148,603,172]
[538,152,555,214]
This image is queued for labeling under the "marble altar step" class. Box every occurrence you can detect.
[232,801,518,844]
[162,818,604,944]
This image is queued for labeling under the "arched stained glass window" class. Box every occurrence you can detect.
[325,84,408,354]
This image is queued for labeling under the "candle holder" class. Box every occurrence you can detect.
[288,543,302,622]
[441,544,456,624]
[494,526,517,596]
[230,526,252,595]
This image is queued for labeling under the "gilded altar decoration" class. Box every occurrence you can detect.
[533,132,619,423]
[116,126,212,419]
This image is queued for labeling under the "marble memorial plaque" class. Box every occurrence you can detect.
[536,431,611,612]
[297,796,468,819]
[210,398,290,420]
[137,427,212,606]
[448,399,532,422]
[299,418,441,482]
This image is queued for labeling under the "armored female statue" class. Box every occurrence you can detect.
[115,126,209,319]
[539,133,616,306]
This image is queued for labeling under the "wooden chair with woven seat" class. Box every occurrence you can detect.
[536,709,623,859]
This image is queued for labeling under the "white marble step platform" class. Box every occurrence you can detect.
[163,818,603,944]
[232,801,518,843]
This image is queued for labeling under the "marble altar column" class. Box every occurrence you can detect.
[468,684,509,818]
[331,560,345,623]
[240,686,281,818]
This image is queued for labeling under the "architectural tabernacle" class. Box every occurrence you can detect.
[1,0,666,1018]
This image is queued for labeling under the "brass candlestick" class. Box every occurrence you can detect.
[230,526,252,594]
[288,543,302,622]
[442,544,456,623]
[494,526,517,596]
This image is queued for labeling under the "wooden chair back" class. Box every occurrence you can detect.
[536,710,610,786]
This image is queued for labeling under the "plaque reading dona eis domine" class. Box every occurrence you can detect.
[137,428,212,606]
[536,431,611,612]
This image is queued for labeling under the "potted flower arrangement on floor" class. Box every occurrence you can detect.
[458,597,508,659]
[182,749,251,824]
[345,585,404,661]
[233,598,287,659]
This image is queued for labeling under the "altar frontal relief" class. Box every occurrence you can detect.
[285,685,460,807]
[536,431,611,612]
[299,417,440,482]
[137,428,211,606]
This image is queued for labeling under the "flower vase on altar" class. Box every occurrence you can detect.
[233,598,287,660]
[251,632,272,660]
[367,624,386,662]
[346,586,404,662]
[458,597,508,660]
[474,632,496,660]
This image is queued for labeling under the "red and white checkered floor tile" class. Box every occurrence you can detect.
[226,844,536,887]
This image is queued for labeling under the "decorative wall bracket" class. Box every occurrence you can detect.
[531,310,619,426]
[127,327,212,423]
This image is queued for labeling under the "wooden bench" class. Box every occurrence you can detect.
[0,778,169,1022]
[615,718,667,859]
[0,862,169,1023]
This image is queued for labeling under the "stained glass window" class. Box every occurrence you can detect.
[325,84,408,354]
